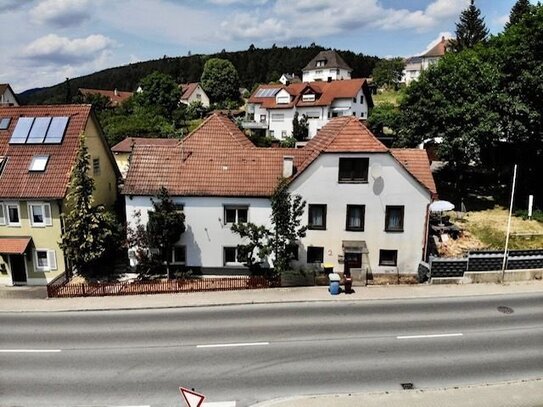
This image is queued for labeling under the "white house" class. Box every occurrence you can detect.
[402,36,452,85]
[302,50,352,83]
[179,83,210,108]
[279,73,301,85]
[0,84,19,106]
[244,79,373,139]
[123,114,437,284]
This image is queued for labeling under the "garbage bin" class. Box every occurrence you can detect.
[344,275,352,294]
[328,273,340,295]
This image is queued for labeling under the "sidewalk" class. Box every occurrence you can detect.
[1,280,543,312]
[252,379,543,407]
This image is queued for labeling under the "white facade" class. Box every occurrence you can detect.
[125,196,272,271]
[302,68,351,83]
[0,86,18,106]
[289,153,430,276]
[125,152,431,277]
[181,84,210,108]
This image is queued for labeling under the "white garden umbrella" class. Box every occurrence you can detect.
[429,200,455,212]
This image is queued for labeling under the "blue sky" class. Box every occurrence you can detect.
[0,0,526,92]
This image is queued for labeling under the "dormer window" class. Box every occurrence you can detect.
[276,95,290,104]
[316,60,326,67]
[29,155,49,172]
[302,94,316,102]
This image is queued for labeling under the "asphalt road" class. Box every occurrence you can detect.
[1,293,542,407]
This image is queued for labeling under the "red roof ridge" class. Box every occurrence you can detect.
[182,113,255,150]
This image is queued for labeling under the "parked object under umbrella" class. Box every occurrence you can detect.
[429,200,455,225]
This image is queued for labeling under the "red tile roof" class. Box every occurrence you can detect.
[0,237,31,254]
[111,137,179,153]
[123,114,436,198]
[0,104,92,199]
[79,88,133,106]
[179,83,200,101]
[390,149,438,197]
[248,79,371,109]
[421,37,452,58]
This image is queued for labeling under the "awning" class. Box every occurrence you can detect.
[331,107,350,111]
[342,240,368,254]
[0,237,31,254]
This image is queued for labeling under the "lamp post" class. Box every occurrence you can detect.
[501,164,518,283]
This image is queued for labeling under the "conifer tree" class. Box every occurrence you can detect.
[450,0,489,52]
[506,0,532,29]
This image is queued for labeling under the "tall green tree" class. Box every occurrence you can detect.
[134,71,181,119]
[367,102,400,138]
[292,112,308,141]
[60,134,120,280]
[200,58,240,104]
[147,187,186,279]
[450,0,489,52]
[231,178,307,276]
[506,0,533,28]
[372,58,405,89]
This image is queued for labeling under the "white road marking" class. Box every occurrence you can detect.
[0,349,62,353]
[397,333,463,340]
[203,402,236,407]
[196,342,269,349]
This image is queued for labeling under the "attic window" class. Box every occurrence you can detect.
[316,60,325,67]
[0,118,10,130]
[29,155,49,172]
[302,94,316,102]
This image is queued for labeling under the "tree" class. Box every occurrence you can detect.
[450,0,489,52]
[134,71,181,120]
[146,187,186,279]
[231,178,307,276]
[200,58,240,104]
[506,0,533,28]
[372,58,405,89]
[78,92,112,113]
[60,134,120,280]
[185,100,208,120]
[367,102,400,138]
[292,112,308,141]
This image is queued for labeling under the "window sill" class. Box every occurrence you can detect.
[308,226,326,231]
[338,180,369,184]
[346,228,365,232]
[385,229,404,233]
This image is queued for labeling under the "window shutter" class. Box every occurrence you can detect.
[44,204,52,226]
[48,250,57,271]
[0,204,5,225]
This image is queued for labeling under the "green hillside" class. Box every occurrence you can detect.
[19,44,381,105]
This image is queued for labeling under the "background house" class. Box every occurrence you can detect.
[0,84,20,107]
[0,105,118,286]
[123,114,436,284]
[302,50,353,82]
[78,88,134,107]
[179,83,210,108]
[401,36,452,85]
[244,79,373,139]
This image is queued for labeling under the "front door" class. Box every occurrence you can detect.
[10,255,27,285]
[344,252,362,276]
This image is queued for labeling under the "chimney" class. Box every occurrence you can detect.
[327,77,332,83]
[283,156,294,178]
[441,36,445,43]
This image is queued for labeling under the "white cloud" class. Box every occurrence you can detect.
[207,0,268,4]
[218,0,468,41]
[30,0,93,27]
[22,34,115,65]
[0,0,33,12]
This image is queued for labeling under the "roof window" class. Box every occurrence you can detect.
[0,156,7,175]
[29,155,49,172]
[9,116,69,144]
[0,118,11,130]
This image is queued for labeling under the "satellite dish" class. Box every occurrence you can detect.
[371,163,383,179]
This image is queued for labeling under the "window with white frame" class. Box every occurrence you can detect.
[224,206,248,224]
[34,249,57,272]
[305,111,320,119]
[28,202,52,227]
[0,204,4,225]
[170,246,186,264]
[271,114,284,122]
[302,94,316,102]
[4,203,20,226]
[29,155,49,172]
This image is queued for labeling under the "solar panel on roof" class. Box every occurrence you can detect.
[27,117,52,144]
[0,118,10,130]
[9,117,34,144]
[44,116,69,144]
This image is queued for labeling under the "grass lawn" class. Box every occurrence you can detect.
[372,89,404,106]
[446,207,543,255]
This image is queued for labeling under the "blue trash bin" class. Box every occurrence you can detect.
[328,273,340,295]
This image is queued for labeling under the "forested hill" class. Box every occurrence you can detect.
[18,44,380,105]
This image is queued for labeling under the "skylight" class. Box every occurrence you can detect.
[0,118,10,130]
[9,116,69,145]
[255,88,279,98]
[29,155,49,172]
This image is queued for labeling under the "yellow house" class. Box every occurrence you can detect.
[0,105,119,286]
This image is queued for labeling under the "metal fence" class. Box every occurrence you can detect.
[47,275,279,298]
